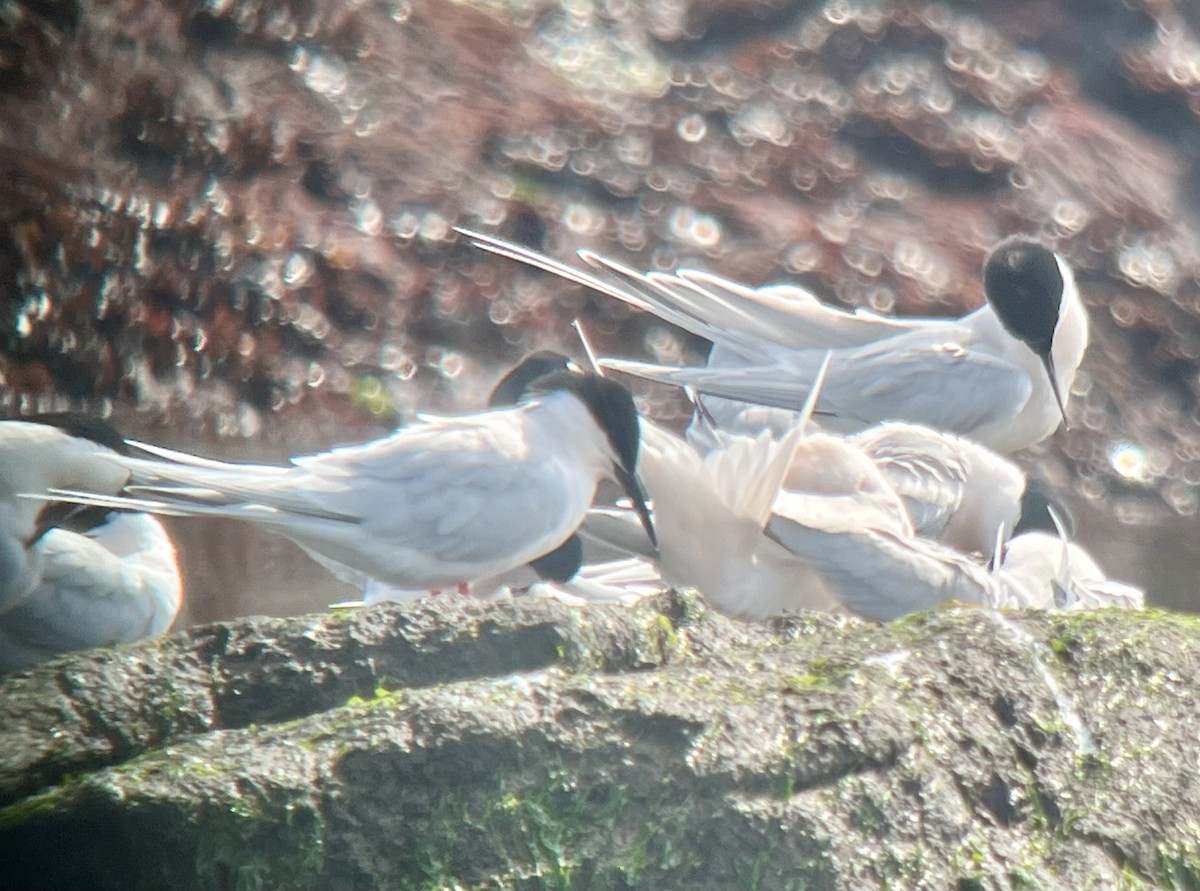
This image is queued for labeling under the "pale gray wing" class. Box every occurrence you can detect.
[849,425,971,539]
[118,414,517,529]
[579,507,658,561]
[78,412,587,567]
[118,450,353,521]
[461,228,926,358]
[603,333,1033,437]
[583,253,795,357]
[678,271,923,349]
[765,515,1004,620]
[299,416,589,563]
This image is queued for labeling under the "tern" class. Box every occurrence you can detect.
[631,420,845,619]
[48,369,657,592]
[568,331,1025,618]
[599,416,1024,622]
[0,415,182,671]
[1000,506,1144,611]
[765,513,1019,620]
[0,510,182,673]
[350,352,628,603]
[575,354,849,620]
[847,422,1026,559]
[689,410,1027,560]
[763,484,1136,621]
[458,229,1088,453]
[741,419,1024,620]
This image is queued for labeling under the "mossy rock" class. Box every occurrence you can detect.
[3,595,1199,890]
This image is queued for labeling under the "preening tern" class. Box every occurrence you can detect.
[576,353,845,620]
[847,422,1026,559]
[0,416,181,672]
[0,510,181,673]
[764,490,1139,621]
[629,420,844,619]
[999,531,1144,611]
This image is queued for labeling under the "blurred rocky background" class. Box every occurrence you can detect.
[3,0,1200,622]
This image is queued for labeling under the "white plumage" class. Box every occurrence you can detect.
[765,492,1142,621]
[1001,531,1144,611]
[0,512,181,673]
[634,421,845,620]
[846,422,1026,558]
[49,373,654,592]
[766,513,1017,620]
[0,417,182,672]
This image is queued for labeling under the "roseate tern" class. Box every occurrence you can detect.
[576,353,848,620]
[1002,506,1144,611]
[763,491,1136,621]
[0,511,181,672]
[0,415,181,671]
[847,421,1026,559]
[45,369,656,592]
[458,229,1088,453]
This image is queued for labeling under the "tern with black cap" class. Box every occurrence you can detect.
[45,364,656,593]
[458,229,1088,454]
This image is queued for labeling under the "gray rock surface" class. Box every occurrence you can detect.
[3,0,1200,619]
[2,593,1198,890]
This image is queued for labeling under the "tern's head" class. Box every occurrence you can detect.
[4,413,131,544]
[529,371,657,548]
[488,351,574,407]
[1013,477,1076,537]
[983,236,1075,426]
[527,533,584,583]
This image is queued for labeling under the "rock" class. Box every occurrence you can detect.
[2,594,1198,890]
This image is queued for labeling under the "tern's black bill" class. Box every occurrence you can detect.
[1041,354,1070,431]
[614,463,657,550]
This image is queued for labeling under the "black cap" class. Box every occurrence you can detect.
[528,533,584,582]
[488,352,573,407]
[1014,477,1076,537]
[983,236,1071,425]
[529,370,657,548]
[983,236,1064,360]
